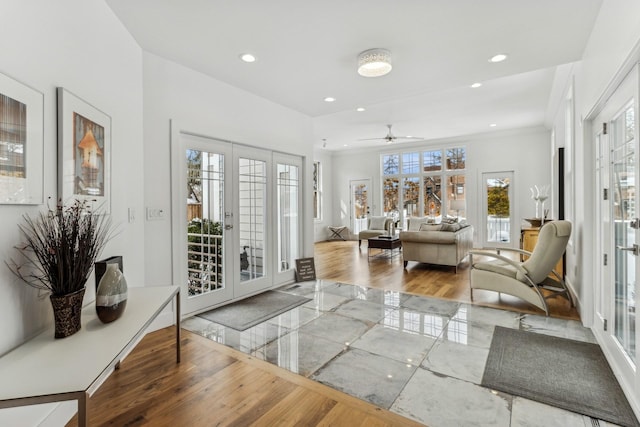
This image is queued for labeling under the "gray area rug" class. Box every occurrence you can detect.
[197,291,312,331]
[482,326,639,427]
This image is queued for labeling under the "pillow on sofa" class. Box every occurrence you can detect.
[419,223,443,231]
[441,222,462,232]
[442,216,459,224]
[408,216,430,231]
[369,216,387,230]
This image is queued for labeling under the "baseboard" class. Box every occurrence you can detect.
[563,276,586,326]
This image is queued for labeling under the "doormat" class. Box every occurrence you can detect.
[482,326,639,427]
[197,291,312,331]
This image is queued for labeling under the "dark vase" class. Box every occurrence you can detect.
[96,263,128,323]
[50,287,86,339]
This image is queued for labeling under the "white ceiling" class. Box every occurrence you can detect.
[105,0,602,150]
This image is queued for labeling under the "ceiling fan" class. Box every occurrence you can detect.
[358,124,423,144]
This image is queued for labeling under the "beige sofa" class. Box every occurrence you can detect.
[359,216,394,247]
[399,217,473,273]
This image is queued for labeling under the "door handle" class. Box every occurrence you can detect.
[224,224,233,230]
[616,244,639,256]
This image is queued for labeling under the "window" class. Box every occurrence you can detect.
[313,161,321,220]
[381,147,466,225]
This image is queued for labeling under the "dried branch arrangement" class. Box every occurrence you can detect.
[7,199,113,296]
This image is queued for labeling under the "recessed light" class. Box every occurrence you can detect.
[490,123,497,127]
[471,82,482,88]
[324,97,336,102]
[489,54,508,63]
[240,53,256,63]
[343,144,349,147]
[357,107,366,112]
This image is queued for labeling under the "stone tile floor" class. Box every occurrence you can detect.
[182,279,621,427]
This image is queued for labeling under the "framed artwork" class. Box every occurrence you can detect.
[0,72,44,204]
[57,87,111,213]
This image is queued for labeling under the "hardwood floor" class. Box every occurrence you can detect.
[315,240,580,321]
[66,239,578,427]
[66,328,422,427]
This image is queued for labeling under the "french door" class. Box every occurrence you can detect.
[172,128,301,315]
[593,65,639,392]
[481,171,515,248]
[350,179,371,235]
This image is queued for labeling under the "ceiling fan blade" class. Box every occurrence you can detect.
[357,137,389,141]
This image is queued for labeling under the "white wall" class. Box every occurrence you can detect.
[328,127,552,247]
[0,0,144,424]
[313,148,335,242]
[142,52,315,287]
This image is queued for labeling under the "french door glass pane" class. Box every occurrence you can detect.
[238,157,266,282]
[486,177,511,243]
[186,149,224,296]
[277,163,299,272]
[403,177,420,217]
[353,183,368,219]
[423,176,442,217]
[613,103,636,360]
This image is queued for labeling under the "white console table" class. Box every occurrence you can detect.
[0,286,180,427]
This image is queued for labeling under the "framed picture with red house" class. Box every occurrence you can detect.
[57,87,111,213]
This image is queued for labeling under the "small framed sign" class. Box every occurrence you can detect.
[295,257,316,282]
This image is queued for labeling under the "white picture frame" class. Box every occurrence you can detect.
[0,72,44,204]
[57,87,111,213]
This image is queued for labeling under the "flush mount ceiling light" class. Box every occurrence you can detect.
[324,97,336,102]
[356,107,366,112]
[357,48,392,77]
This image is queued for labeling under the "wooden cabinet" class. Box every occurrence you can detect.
[521,227,564,277]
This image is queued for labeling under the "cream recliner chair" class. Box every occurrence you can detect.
[469,220,573,316]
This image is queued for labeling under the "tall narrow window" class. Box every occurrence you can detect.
[403,177,420,218]
[423,176,442,217]
[382,177,399,217]
[313,161,321,220]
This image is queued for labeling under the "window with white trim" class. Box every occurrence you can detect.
[382,147,466,227]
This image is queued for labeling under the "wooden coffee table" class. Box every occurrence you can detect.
[367,236,402,261]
